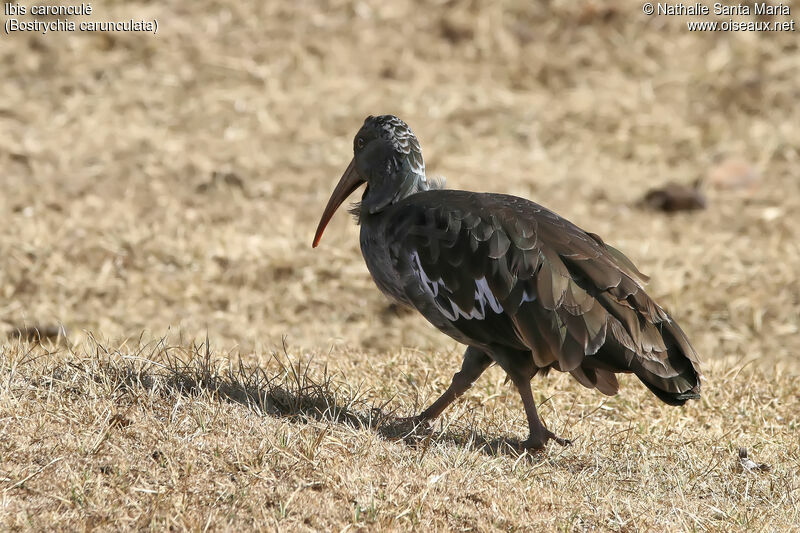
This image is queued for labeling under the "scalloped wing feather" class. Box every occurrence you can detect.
[385,190,701,397]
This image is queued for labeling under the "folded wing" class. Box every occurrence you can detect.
[387,190,701,400]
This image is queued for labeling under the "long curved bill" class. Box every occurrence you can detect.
[312,158,366,247]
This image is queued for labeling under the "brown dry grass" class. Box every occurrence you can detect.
[1,0,799,530]
[2,342,798,531]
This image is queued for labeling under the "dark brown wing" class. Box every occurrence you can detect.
[385,190,701,401]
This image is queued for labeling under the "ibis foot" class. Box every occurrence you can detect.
[521,431,572,450]
[500,360,572,451]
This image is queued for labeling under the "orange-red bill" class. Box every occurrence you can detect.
[312,159,366,247]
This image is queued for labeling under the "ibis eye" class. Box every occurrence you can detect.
[356,137,365,150]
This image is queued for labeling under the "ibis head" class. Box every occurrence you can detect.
[313,115,427,247]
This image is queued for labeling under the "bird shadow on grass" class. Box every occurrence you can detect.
[99,338,556,463]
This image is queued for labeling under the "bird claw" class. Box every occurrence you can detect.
[521,431,572,450]
[552,435,572,447]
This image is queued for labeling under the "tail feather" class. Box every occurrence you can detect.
[589,317,701,405]
[634,319,701,405]
[638,373,700,406]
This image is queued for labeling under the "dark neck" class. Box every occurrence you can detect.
[357,171,430,218]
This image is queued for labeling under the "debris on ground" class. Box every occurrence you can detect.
[738,447,771,473]
[641,181,707,212]
[9,324,67,343]
[708,158,760,191]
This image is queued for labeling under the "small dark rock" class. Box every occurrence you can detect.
[9,324,66,342]
[642,181,706,213]
[439,14,473,44]
[196,170,245,193]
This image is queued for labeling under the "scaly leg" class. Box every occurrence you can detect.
[515,375,571,449]
[488,346,570,449]
[409,346,492,423]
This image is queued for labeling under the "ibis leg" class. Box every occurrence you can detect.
[415,346,492,422]
[515,376,571,449]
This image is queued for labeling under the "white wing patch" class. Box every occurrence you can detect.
[409,250,530,321]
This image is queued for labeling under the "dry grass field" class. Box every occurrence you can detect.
[1,0,799,530]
